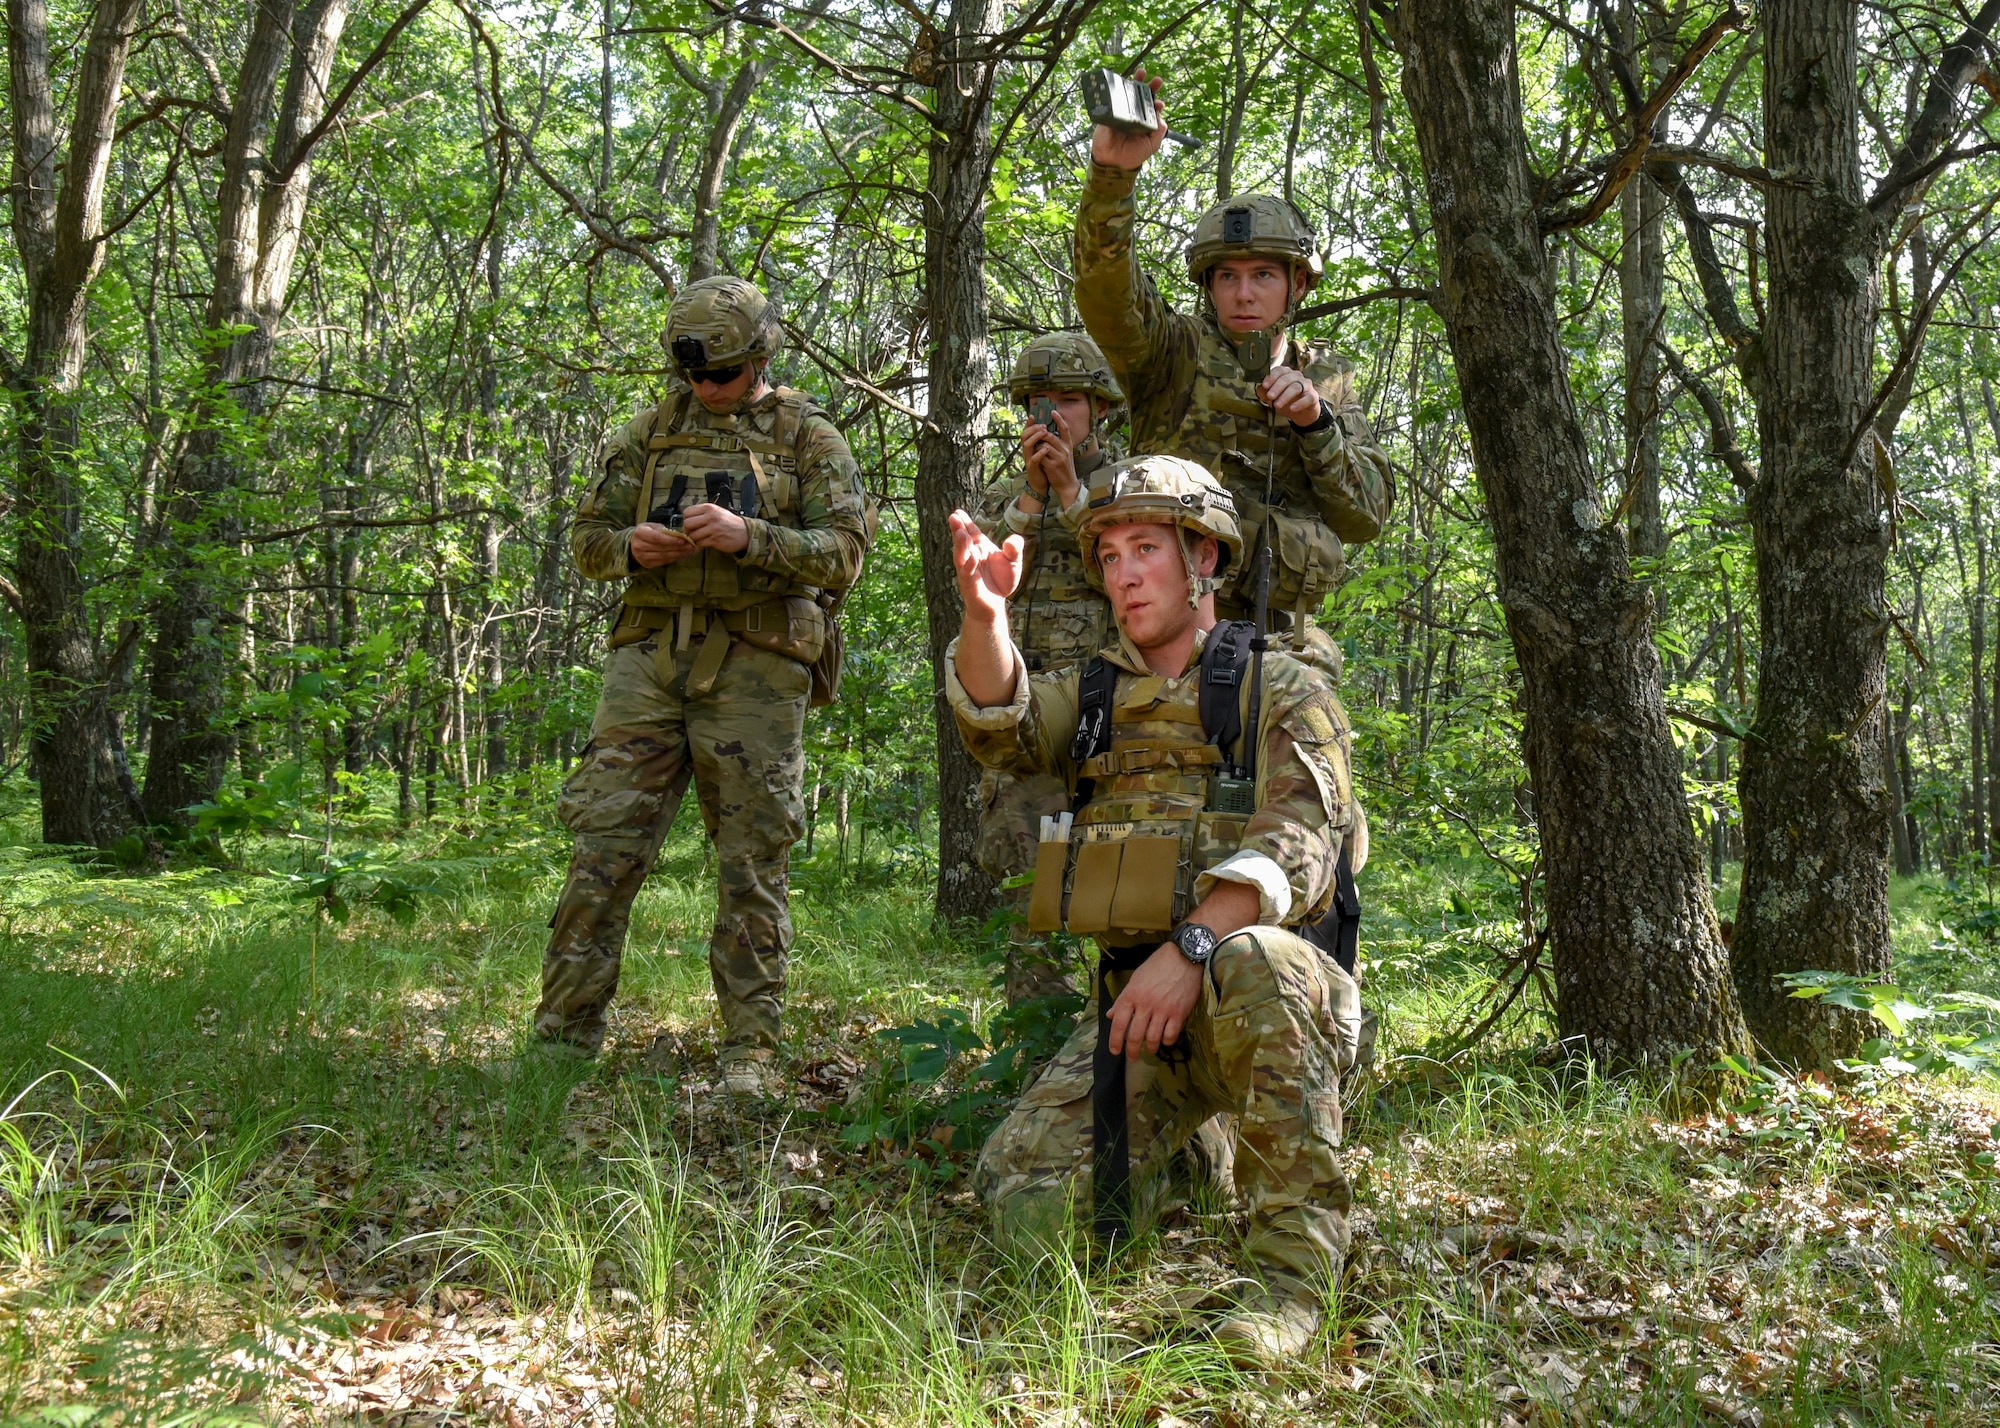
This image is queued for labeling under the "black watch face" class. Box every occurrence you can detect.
[1179,924,1218,963]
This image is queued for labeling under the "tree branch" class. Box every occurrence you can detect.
[1292,283,1436,324]
[1869,0,2000,221]
[1540,5,1749,234]
[1654,160,1756,352]
[1841,202,2000,471]
[701,0,936,125]
[1644,143,1800,190]
[1657,338,1757,490]
[457,0,679,292]
[270,0,435,185]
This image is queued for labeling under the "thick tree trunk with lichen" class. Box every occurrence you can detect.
[1729,0,1891,1064]
[1394,0,1749,1073]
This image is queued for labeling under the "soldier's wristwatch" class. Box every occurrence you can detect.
[1172,922,1219,967]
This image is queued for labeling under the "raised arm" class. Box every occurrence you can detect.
[948,509,1025,708]
[1074,71,1194,411]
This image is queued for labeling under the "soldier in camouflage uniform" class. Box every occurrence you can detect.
[536,277,871,1095]
[975,333,1123,1005]
[1073,71,1396,679]
[945,456,1365,1368]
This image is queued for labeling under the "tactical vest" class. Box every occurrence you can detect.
[1010,445,1114,672]
[625,386,819,614]
[1166,328,1350,629]
[1026,624,1260,943]
[1027,620,1362,969]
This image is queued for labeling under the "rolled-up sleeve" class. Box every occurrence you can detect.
[1195,849,1295,924]
[945,636,1081,782]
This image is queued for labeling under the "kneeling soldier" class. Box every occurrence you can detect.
[537,276,871,1095]
[945,455,1364,1368]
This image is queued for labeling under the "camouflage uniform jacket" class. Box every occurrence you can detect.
[1073,162,1396,617]
[947,625,1353,929]
[977,442,1118,672]
[573,382,869,609]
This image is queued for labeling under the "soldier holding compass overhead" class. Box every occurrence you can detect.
[1072,66,1396,683]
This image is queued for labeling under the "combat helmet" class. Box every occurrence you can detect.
[1077,455,1243,608]
[1184,193,1325,293]
[1007,332,1124,408]
[663,276,782,374]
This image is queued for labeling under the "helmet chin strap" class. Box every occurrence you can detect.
[1177,528,1220,610]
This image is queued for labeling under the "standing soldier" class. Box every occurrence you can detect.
[946,456,1365,1368]
[536,276,871,1096]
[977,334,1122,1006]
[1073,68,1396,678]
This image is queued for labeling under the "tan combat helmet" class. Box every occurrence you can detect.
[1184,193,1325,301]
[663,276,783,374]
[1007,331,1124,408]
[1077,455,1243,608]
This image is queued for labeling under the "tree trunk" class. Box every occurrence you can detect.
[1393,0,1749,1073]
[916,0,1003,923]
[687,58,768,283]
[142,0,352,825]
[1730,0,1890,1065]
[1618,1,1666,569]
[1216,6,1247,202]
[1885,702,1916,877]
[5,0,146,845]
[1972,501,1989,857]
[1897,689,1921,870]
[1984,379,2000,847]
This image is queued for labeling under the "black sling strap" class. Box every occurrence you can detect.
[1198,619,1256,776]
[1068,653,1119,813]
[1298,843,1363,975]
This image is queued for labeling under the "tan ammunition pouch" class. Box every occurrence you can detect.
[608,597,826,698]
[1238,505,1347,632]
[1026,741,1253,939]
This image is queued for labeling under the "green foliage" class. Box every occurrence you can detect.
[837,914,1084,1159]
[1780,970,2000,1079]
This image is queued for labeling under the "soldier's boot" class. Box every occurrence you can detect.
[719,1047,783,1099]
[1211,1271,1321,1369]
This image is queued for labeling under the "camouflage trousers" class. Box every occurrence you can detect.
[974,926,1362,1292]
[975,766,1079,1006]
[537,632,809,1057]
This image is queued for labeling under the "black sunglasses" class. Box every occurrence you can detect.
[686,363,746,385]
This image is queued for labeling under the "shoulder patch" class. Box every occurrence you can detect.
[1284,691,1345,746]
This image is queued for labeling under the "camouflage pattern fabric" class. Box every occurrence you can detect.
[974,924,1363,1289]
[1072,162,1396,631]
[542,377,869,1057]
[950,615,1362,1295]
[539,635,808,1056]
[574,384,868,609]
[948,625,1356,927]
